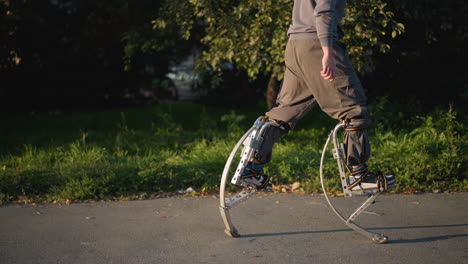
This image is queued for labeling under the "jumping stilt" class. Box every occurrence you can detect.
[219,119,390,244]
[219,117,278,237]
[320,121,389,244]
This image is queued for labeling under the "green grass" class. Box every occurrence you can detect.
[0,100,466,203]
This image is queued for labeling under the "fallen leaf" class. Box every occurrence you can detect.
[291,182,300,191]
[403,187,417,194]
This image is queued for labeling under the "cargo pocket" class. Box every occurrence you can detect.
[345,82,367,104]
[334,81,368,112]
[332,75,354,89]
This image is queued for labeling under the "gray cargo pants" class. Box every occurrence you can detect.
[255,38,371,167]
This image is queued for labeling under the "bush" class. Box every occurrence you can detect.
[0,101,466,203]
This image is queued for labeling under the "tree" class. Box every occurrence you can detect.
[363,0,468,107]
[154,0,404,109]
[0,0,182,110]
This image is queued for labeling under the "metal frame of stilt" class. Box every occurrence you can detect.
[219,118,389,244]
[320,121,388,244]
[219,117,277,237]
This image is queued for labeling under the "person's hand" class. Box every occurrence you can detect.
[320,46,336,82]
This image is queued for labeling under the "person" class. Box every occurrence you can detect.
[238,0,395,191]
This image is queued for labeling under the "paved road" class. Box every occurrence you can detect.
[1,193,467,264]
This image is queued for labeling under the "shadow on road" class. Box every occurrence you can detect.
[388,234,468,244]
[370,223,468,230]
[241,223,468,244]
[371,224,468,244]
[240,228,352,238]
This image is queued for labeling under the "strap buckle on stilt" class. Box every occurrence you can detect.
[348,170,389,192]
[348,170,367,190]
[239,168,263,179]
[343,120,368,131]
[240,169,271,190]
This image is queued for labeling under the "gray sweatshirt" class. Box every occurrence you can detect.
[287,0,345,47]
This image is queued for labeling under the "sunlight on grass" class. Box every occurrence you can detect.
[0,102,466,202]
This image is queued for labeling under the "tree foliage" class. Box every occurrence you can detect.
[363,0,468,107]
[342,0,404,72]
[0,0,179,110]
[154,0,404,80]
[1,0,464,110]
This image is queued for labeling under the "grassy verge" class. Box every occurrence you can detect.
[0,100,466,203]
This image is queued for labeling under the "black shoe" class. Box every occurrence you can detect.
[240,163,272,190]
[349,166,395,191]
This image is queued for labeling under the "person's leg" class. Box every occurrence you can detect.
[292,39,394,189]
[254,40,317,165]
[239,40,316,188]
[282,39,370,166]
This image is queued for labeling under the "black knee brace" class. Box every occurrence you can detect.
[253,117,291,164]
[343,118,370,131]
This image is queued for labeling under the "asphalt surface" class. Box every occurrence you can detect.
[1,193,467,264]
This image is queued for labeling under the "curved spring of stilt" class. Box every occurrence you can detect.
[219,120,389,243]
[219,117,280,237]
[319,122,389,244]
[219,127,255,237]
